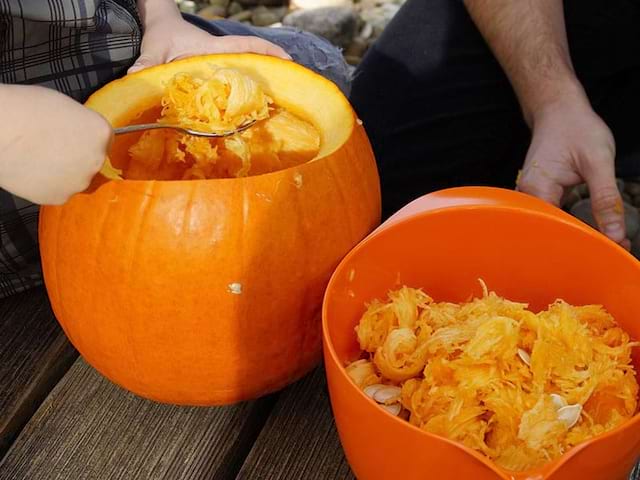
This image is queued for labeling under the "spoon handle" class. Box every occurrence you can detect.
[113,121,255,138]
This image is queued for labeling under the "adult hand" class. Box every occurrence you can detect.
[516,95,627,248]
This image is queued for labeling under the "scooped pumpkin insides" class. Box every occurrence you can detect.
[108,67,321,181]
[346,282,640,472]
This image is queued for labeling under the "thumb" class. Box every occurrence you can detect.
[128,54,161,74]
[516,165,564,208]
[584,161,626,244]
[210,36,292,60]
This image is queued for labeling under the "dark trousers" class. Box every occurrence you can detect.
[350,0,640,217]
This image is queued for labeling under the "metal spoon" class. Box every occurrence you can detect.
[114,120,256,138]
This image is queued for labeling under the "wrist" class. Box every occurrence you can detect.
[137,0,182,31]
[521,76,590,128]
[0,85,40,148]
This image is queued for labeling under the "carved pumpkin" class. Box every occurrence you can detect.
[39,54,381,405]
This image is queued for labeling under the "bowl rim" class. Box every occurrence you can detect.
[322,201,640,478]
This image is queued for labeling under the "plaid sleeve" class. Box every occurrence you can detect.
[1,0,142,101]
[0,192,42,296]
[0,0,141,297]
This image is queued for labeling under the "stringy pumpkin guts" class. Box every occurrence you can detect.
[124,67,320,180]
[347,282,639,472]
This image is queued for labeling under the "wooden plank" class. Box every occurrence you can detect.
[237,366,354,480]
[0,287,77,457]
[0,359,277,480]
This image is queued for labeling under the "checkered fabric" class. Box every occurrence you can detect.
[0,0,141,296]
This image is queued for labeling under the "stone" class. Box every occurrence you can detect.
[178,0,198,14]
[561,188,581,210]
[229,9,253,21]
[228,1,244,15]
[359,0,406,7]
[344,55,362,66]
[344,37,369,58]
[290,0,352,9]
[575,183,589,198]
[198,4,227,18]
[283,6,358,48]
[570,198,640,239]
[209,0,230,7]
[625,181,640,197]
[236,0,287,7]
[251,6,283,26]
[359,2,400,38]
[359,22,374,40]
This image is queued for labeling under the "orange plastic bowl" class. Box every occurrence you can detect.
[322,187,640,480]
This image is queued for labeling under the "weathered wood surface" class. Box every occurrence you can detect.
[1,288,638,480]
[0,359,277,480]
[0,288,77,457]
[237,366,354,480]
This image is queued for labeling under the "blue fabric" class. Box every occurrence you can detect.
[183,13,352,96]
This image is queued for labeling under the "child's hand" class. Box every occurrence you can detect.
[0,85,113,205]
[128,14,290,74]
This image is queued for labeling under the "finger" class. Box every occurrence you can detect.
[583,157,626,243]
[128,53,161,74]
[212,36,292,60]
[621,238,631,251]
[516,164,565,207]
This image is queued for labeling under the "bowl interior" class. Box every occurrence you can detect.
[323,205,640,476]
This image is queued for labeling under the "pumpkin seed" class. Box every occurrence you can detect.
[517,348,531,366]
[550,393,568,410]
[363,384,385,399]
[373,385,402,405]
[381,403,402,416]
[557,404,582,429]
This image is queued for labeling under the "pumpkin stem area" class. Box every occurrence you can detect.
[107,67,321,181]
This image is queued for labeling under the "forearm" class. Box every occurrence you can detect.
[136,0,182,29]
[0,85,39,151]
[463,0,587,126]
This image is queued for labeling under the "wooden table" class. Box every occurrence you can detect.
[0,288,353,480]
[0,288,638,480]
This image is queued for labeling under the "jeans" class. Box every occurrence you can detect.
[185,14,352,96]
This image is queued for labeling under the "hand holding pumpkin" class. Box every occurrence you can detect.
[0,84,112,205]
[128,12,290,75]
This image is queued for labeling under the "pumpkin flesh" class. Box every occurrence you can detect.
[117,67,321,181]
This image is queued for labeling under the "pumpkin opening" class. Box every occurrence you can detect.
[107,67,322,181]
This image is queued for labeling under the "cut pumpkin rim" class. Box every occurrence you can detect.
[90,54,356,183]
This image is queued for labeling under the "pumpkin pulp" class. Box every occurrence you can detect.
[107,67,322,181]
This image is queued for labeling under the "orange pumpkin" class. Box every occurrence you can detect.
[39,54,381,405]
